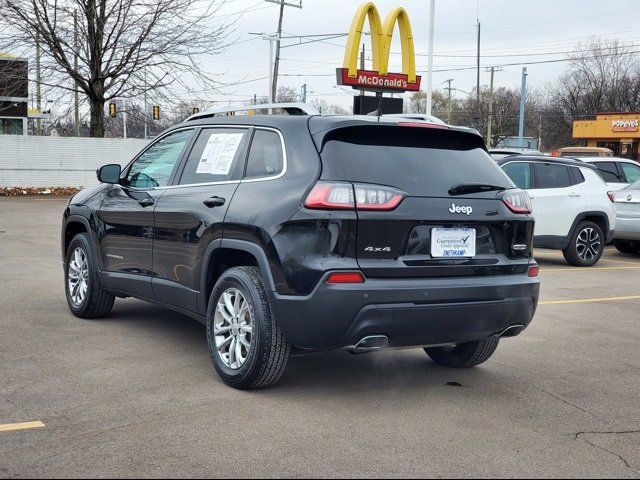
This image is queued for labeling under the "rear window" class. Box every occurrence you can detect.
[319,126,513,196]
[594,162,624,183]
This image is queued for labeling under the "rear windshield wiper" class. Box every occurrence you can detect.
[449,183,507,195]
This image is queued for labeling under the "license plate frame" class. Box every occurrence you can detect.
[431,228,477,258]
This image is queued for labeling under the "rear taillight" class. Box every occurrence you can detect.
[501,189,532,214]
[326,271,365,284]
[607,191,615,203]
[305,182,405,211]
[304,182,354,210]
[528,265,539,278]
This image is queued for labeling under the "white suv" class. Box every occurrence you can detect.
[499,156,616,266]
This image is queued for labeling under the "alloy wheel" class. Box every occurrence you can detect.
[214,288,253,370]
[68,247,89,306]
[576,227,601,262]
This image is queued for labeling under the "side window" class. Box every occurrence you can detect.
[621,162,640,183]
[179,128,250,185]
[126,129,194,188]
[245,130,284,179]
[533,163,572,189]
[502,162,531,189]
[594,162,624,183]
[570,167,585,185]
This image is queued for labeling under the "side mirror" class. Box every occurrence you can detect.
[97,164,121,184]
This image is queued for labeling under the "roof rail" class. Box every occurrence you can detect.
[186,102,319,121]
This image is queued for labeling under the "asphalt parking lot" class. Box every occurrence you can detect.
[1,196,639,479]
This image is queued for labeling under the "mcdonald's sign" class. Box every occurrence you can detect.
[337,2,421,93]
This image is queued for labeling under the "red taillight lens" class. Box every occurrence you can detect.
[551,150,560,157]
[305,182,406,211]
[607,191,615,203]
[326,271,365,284]
[305,182,355,210]
[528,265,540,277]
[501,189,532,214]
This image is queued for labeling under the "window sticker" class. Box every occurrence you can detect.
[196,133,244,175]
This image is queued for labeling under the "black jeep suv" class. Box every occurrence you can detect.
[61,112,540,389]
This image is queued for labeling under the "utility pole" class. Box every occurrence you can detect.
[518,67,528,148]
[426,0,435,115]
[301,84,307,103]
[360,43,366,97]
[143,70,148,139]
[122,99,127,139]
[485,66,502,148]
[74,10,80,137]
[267,0,303,103]
[36,34,41,135]
[476,20,481,115]
[443,78,454,124]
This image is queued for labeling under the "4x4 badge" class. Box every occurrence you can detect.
[449,203,473,215]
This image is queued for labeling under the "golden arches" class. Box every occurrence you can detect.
[343,3,417,84]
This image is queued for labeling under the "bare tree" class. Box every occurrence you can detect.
[542,39,640,149]
[0,0,231,137]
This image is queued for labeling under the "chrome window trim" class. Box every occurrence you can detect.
[119,125,287,192]
[151,126,287,190]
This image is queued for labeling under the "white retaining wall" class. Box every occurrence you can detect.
[0,135,150,187]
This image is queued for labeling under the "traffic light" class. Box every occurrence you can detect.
[109,102,117,118]
[152,105,160,121]
[192,107,200,115]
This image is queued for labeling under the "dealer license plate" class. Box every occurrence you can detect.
[431,228,477,258]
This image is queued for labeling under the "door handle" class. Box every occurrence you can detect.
[568,193,582,198]
[138,198,155,207]
[203,196,226,208]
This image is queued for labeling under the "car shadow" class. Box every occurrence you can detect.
[103,300,514,397]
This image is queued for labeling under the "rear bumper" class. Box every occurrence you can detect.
[614,218,640,240]
[271,273,540,351]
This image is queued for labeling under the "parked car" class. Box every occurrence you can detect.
[489,148,543,161]
[498,155,616,266]
[613,180,640,254]
[61,104,540,390]
[552,146,614,158]
[576,157,640,191]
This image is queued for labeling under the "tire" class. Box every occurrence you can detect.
[562,221,604,267]
[206,266,290,390]
[614,240,640,254]
[64,233,115,318]
[425,338,500,368]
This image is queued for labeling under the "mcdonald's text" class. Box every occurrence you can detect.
[337,68,422,92]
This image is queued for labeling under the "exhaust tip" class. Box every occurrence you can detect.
[497,325,525,338]
[348,335,389,353]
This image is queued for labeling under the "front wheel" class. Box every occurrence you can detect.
[425,338,500,368]
[206,267,290,390]
[614,240,640,254]
[562,221,604,267]
[64,233,115,318]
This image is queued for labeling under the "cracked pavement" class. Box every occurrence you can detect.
[1,197,639,478]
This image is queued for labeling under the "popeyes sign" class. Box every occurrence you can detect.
[336,2,422,92]
[612,119,639,132]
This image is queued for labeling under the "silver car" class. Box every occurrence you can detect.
[613,180,640,253]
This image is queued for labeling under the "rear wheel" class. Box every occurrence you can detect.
[206,267,290,390]
[64,233,115,318]
[562,221,604,267]
[425,338,500,368]
[614,240,640,254]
